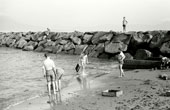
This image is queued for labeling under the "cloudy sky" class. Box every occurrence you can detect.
[0,0,170,32]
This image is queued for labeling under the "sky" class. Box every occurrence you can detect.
[0,0,170,32]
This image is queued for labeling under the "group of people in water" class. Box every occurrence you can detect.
[42,47,126,103]
[42,17,127,103]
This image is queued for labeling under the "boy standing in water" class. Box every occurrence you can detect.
[118,48,126,77]
[42,53,56,103]
[122,17,128,32]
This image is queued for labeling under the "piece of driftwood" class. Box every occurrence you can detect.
[102,89,123,97]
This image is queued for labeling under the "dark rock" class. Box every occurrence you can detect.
[85,45,96,54]
[83,34,93,44]
[98,53,110,59]
[57,32,70,39]
[43,46,53,53]
[63,42,75,51]
[124,53,133,60]
[23,45,34,51]
[48,32,58,40]
[6,38,16,47]
[74,45,88,55]
[88,50,99,58]
[70,36,81,45]
[52,45,63,54]
[35,46,44,52]
[16,38,27,49]
[160,41,170,54]
[38,40,47,47]
[94,43,104,53]
[99,33,113,42]
[25,34,32,41]
[112,33,132,45]
[44,40,55,47]
[149,31,165,48]
[26,41,38,49]
[134,49,152,60]
[67,49,75,54]
[105,42,127,54]
[91,32,107,44]
[59,40,68,45]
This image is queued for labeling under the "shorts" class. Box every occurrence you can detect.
[118,60,124,64]
[46,70,55,82]
[123,25,126,28]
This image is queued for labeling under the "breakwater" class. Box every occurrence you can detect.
[0,30,170,59]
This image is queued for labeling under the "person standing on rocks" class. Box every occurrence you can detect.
[118,48,126,77]
[42,53,57,103]
[122,17,128,32]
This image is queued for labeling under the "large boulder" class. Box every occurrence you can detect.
[38,40,47,47]
[6,39,16,47]
[83,34,93,44]
[63,42,75,51]
[35,46,44,52]
[149,31,165,48]
[105,42,127,54]
[23,45,34,51]
[93,43,104,53]
[85,45,96,54]
[134,49,152,60]
[44,40,55,47]
[160,40,170,54]
[74,45,88,55]
[112,33,132,45]
[48,32,58,40]
[88,50,99,58]
[70,36,81,45]
[59,40,68,45]
[99,33,113,42]
[124,53,133,60]
[91,32,107,44]
[57,32,70,39]
[16,38,27,49]
[26,41,38,49]
[52,45,63,53]
[43,46,53,53]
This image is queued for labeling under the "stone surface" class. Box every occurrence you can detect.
[23,45,34,51]
[70,36,81,45]
[160,41,170,54]
[83,34,93,44]
[91,32,107,44]
[17,38,27,49]
[74,45,88,55]
[105,42,127,54]
[134,49,152,60]
[63,42,75,51]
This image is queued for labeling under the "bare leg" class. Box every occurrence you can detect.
[119,64,123,77]
[47,82,52,102]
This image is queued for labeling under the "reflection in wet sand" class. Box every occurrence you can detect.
[76,69,90,90]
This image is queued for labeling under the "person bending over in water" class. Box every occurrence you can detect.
[42,53,56,103]
[118,48,126,77]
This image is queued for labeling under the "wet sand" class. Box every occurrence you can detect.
[7,68,170,110]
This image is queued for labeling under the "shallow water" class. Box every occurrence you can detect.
[0,47,117,110]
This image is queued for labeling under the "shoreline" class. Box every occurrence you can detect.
[6,68,170,110]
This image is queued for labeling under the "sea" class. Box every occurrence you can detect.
[0,47,116,110]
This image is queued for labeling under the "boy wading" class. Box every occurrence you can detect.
[42,53,56,103]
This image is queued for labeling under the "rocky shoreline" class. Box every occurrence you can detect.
[0,30,170,59]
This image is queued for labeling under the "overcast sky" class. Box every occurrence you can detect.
[1,0,170,32]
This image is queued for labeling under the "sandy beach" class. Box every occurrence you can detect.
[6,67,170,110]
